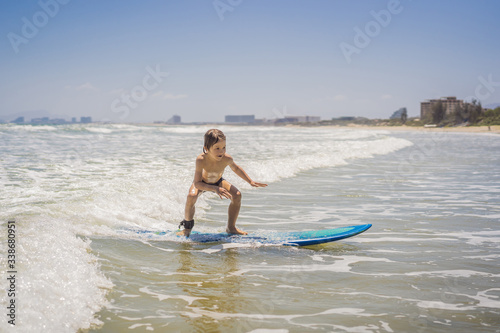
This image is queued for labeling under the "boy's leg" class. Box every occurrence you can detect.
[178,183,202,236]
[221,180,247,235]
[185,183,202,221]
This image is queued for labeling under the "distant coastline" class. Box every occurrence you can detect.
[312,124,500,134]
[2,119,499,135]
[137,122,500,134]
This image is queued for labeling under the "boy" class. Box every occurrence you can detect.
[178,129,267,237]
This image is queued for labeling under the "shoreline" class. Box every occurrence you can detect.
[142,123,500,134]
[4,122,499,134]
[318,124,500,134]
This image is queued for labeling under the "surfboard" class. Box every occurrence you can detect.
[133,224,371,246]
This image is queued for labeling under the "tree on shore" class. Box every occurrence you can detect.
[483,107,500,125]
[431,101,446,124]
[451,99,485,125]
[469,99,483,124]
[401,108,408,124]
[454,104,467,124]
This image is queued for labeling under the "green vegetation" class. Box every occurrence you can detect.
[308,103,500,128]
[401,109,408,124]
[404,118,424,126]
[480,107,500,125]
[315,117,423,127]
[431,101,446,124]
[426,99,500,127]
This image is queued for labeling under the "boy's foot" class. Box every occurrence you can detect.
[226,227,248,235]
[176,229,191,237]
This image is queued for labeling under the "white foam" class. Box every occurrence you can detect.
[2,125,453,331]
[239,136,413,184]
[337,289,500,314]
[247,328,290,333]
[348,237,456,243]
[139,286,207,305]
[86,127,114,133]
[416,300,475,311]
[463,254,500,261]
[201,242,270,254]
[415,288,500,311]
[231,256,394,276]
[3,124,58,131]
[129,323,154,330]
[277,285,304,289]
[0,218,113,332]
[187,306,382,321]
[390,269,499,279]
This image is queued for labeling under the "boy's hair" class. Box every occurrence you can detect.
[204,129,226,153]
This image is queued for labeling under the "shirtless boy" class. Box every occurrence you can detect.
[178,129,267,237]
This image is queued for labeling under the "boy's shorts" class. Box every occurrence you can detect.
[201,177,224,189]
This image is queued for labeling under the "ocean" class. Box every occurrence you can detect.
[0,124,499,332]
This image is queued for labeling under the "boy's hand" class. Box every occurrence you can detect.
[250,181,268,187]
[216,187,232,199]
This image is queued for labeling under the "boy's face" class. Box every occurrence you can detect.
[206,140,226,160]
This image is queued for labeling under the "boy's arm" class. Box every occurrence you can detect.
[229,157,268,187]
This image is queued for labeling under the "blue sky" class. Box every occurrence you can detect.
[1,0,499,123]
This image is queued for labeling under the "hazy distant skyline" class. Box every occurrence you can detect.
[1,0,499,123]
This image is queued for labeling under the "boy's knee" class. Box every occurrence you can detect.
[232,190,242,202]
[187,192,199,202]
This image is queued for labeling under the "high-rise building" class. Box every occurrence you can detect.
[167,115,181,124]
[390,107,407,119]
[11,117,24,124]
[421,97,465,119]
[225,115,255,123]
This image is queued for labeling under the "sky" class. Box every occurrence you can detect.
[1,0,499,123]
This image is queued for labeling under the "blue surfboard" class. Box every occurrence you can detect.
[132,224,371,246]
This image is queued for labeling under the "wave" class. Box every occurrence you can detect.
[0,218,112,332]
[0,125,414,331]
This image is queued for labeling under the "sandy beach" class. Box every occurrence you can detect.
[280,124,500,134]
[142,123,500,134]
[340,124,500,134]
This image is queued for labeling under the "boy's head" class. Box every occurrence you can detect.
[204,129,226,153]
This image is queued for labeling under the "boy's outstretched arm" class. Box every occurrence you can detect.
[229,158,268,187]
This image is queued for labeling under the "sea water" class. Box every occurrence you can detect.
[0,124,499,332]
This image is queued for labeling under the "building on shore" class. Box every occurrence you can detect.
[224,114,321,125]
[420,97,465,120]
[225,115,255,123]
[275,116,321,124]
[11,117,25,124]
[31,117,66,125]
[167,115,181,124]
[4,115,94,125]
[390,107,407,119]
[296,116,321,123]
